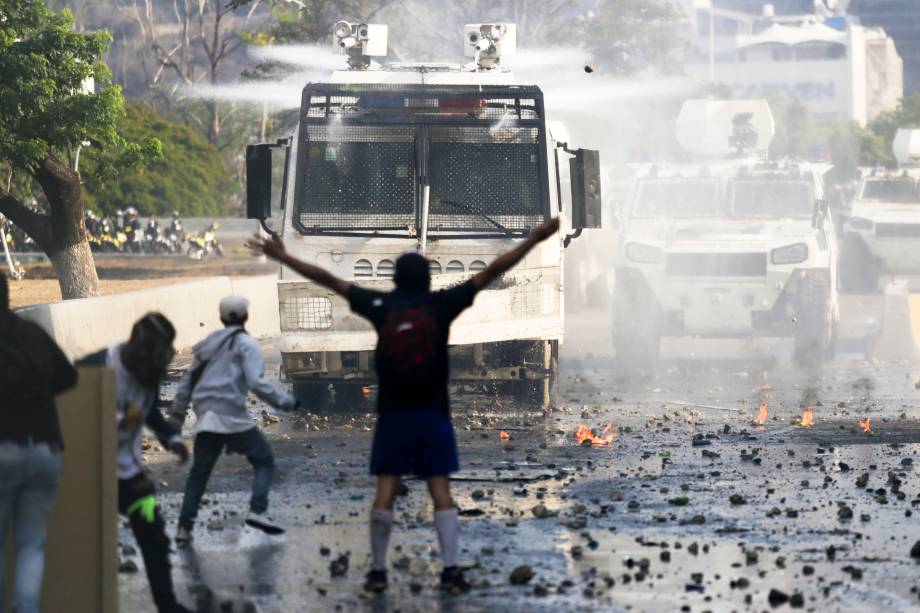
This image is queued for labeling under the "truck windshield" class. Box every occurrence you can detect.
[429,126,543,233]
[860,179,919,203]
[632,180,721,217]
[730,181,813,218]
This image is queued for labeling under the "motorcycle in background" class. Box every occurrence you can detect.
[187,222,224,259]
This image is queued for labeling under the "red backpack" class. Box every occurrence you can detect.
[377,303,440,383]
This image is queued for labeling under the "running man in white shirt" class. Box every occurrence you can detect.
[171,296,296,541]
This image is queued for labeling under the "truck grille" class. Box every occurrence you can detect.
[875,223,920,238]
[665,253,767,277]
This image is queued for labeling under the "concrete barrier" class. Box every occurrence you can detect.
[15,275,279,359]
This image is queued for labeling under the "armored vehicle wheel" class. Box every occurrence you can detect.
[794,272,833,367]
[333,383,367,410]
[839,235,878,294]
[510,378,551,409]
[292,381,330,409]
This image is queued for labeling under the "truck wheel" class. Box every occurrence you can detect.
[794,272,832,367]
[511,379,550,409]
[839,235,877,294]
[292,382,330,409]
[613,279,660,368]
[333,383,366,410]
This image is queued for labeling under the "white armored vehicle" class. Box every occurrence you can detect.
[839,129,920,293]
[613,100,838,366]
[245,22,600,406]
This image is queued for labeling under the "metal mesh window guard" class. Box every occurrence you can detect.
[297,85,545,234]
[281,296,333,331]
[428,126,543,232]
[299,125,416,231]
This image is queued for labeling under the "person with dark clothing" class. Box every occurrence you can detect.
[79,313,192,613]
[0,274,78,613]
[248,216,560,594]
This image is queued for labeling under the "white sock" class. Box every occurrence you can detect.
[369,508,393,571]
[434,508,460,568]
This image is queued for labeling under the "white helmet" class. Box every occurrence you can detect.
[219,295,250,323]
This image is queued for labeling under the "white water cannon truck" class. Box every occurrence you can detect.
[613,100,839,367]
[245,22,600,407]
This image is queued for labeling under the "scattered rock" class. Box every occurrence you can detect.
[843,565,863,580]
[911,540,920,559]
[531,504,556,519]
[118,560,138,574]
[730,494,746,505]
[510,565,535,585]
[329,553,349,577]
[768,588,790,607]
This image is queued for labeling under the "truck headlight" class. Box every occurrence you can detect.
[848,217,873,231]
[770,243,808,265]
[625,242,663,264]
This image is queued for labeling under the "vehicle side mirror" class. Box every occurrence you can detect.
[246,144,273,220]
[569,149,602,230]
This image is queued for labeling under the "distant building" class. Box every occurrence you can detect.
[681,3,903,126]
[848,0,920,95]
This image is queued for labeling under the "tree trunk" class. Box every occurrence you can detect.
[207,99,220,145]
[34,156,100,299]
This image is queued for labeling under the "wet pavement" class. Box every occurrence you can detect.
[120,322,920,612]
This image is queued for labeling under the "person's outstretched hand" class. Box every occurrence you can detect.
[247,234,287,261]
[532,217,561,241]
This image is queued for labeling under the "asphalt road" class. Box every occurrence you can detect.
[119,313,920,612]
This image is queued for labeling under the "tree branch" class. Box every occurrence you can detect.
[0,192,52,250]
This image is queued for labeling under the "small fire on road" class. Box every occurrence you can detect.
[753,403,768,425]
[795,406,815,428]
[499,430,510,442]
[858,417,871,433]
[575,424,616,447]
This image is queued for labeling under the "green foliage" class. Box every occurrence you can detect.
[581,0,685,75]
[765,95,900,182]
[0,0,158,180]
[83,105,235,217]
[867,93,920,160]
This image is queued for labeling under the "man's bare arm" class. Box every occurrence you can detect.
[247,235,351,297]
[471,217,560,292]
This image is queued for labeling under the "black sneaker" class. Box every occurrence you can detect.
[440,566,471,594]
[364,569,388,593]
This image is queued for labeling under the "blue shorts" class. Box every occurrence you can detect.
[370,410,459,478]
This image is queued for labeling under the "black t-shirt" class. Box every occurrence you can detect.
[348,280,478,414]
[0,313,78,448]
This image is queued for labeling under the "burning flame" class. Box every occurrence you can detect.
[575,423,616,447]
[753,403,768,425]
[796,406,815,428]
[361,386,371,396]
[858,417,871,433]
[499,430,510,442]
